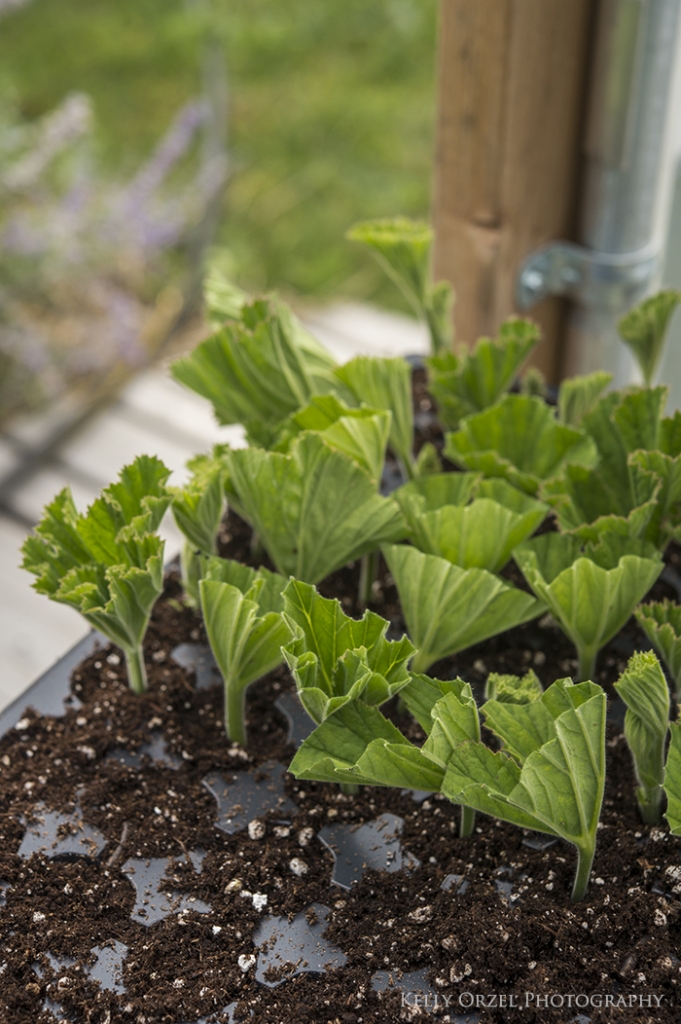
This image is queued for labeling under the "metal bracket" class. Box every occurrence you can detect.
[516,241,659,312]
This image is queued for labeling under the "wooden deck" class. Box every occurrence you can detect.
[0,303,428,712]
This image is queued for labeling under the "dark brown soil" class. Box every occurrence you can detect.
[1,377,681,1024]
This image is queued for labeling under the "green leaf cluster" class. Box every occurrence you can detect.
[282,579,414,724]
[514,532,663,680]
[224,433,404,584]
[289,675,606,900]
[347,217,453,355]
[21,456,171,694]
[382,543,544,673]
[394,472,547,573]
[614,652,670,824]
[171,446,229,606]
[618,290,681,386]
[200,556,290,745]
[635,601,681,699]
[445,394,597,495]
[427,318,540,429]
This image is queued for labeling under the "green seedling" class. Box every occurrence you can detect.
[347,216,453,355]
[199,556,290,746]
[618,290,681,386]
[514,532,663,681]
[664,722,681,835]
[382,543,544,673]
[394,472,547,573]
[224,433,404,584]
[484,670,543,704]
[171,447,228,605]
[614,651,670,824]
[427,318,540,430]
[444,394,597,496]
[635,601,681,700]
[22,456,171,695]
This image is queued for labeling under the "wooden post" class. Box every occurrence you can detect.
[432,0,595,382]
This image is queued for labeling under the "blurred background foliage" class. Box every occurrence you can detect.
[0,0,439,309]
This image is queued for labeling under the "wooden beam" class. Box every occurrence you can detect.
[432,0,595,382]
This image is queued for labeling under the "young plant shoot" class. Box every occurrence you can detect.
[333,354,420,480]
[346,216,453,355]
[543,386,681,546]
[199,556,291,746]
[514,532,663,680]
[484,669,544,704]
[382,543,544,673]
[426,318,541,430]
[224,433,405,584]
[394,472,547,573]
[635,601,681,699]
[22,456,171,695]
[664,723,681,835]
[613,651,670,824]
[282,579,415,724]
[171,295,339,448]
[618,289,681,386]
[444,394,597,495]
[289,675,606,898]
[171,447,228,605]
[557,371,613,428]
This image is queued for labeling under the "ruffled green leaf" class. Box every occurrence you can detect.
[635,600,681,698]
[663,722,681,834]
[282,579,414,722]
[618,290,681,386]
[21,457,171,693]
[614,652,670,824]
[171,296,338,447]
[225,434,404,584]
[399,673,471,735]
[444,395,596,495]
[277,393,391,482]
[395,473,546,572]
[557,371,613,427]
[484,669,544,705]
[514,532,663,679]
[204,265,248,327]
[171,448,228,555]
[200,572,291,744]
[427,318,540,429]
[333,355,415,478]
[382,543,544,674]
[444,679,607,900]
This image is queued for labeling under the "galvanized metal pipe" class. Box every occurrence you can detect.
[563,0,681,385]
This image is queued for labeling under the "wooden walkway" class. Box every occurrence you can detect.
[0,303,428,711]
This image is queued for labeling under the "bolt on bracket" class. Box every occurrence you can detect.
[516,241,659,313]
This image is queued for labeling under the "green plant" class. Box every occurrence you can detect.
[199,556,291,746]
[614,651,670,825]
[514,532,663,680]
[664,722,681,834]
[289,675,607,899]
[618,290,681,386]
[635,601,681,700]
[382,543,544,673]
[225,433,405,584]
[21,456,171,694]
[347,217,452,355]
[557,371,613,428]
[543,387,681,547]
[333,354,418,479]
[171,295,340,448]
[484,669,543,704]
[171,447,228,605]
[444,394,597,496]
[282,579,414,724]
[426,318,540,430]
[394,472,547,573]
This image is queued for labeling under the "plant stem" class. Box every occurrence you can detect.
[358,549,378,608]
[577,645,597,682]
[341,782,360,795]
[250,530,264,561]
[224,682,247,747]
[180,539,201,607]
[125,646,148,695]
[638,785,663,825]
[571,842,596,902]
[459,805,475,838]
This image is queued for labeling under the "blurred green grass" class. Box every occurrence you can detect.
[0,0,438,306]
